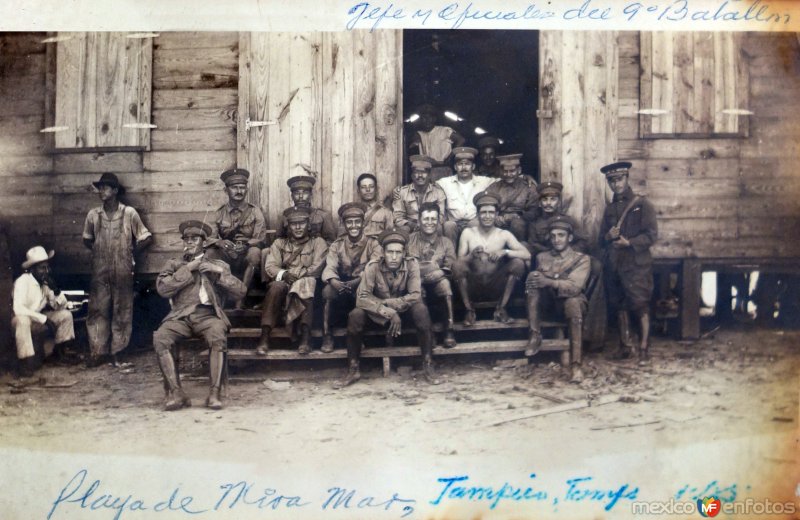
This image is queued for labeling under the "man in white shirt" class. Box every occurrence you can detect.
[11,246,75,377]
[437,146,496,247]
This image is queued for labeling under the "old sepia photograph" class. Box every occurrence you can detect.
[0,3,798,518]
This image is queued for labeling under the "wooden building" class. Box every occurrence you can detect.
[1,30,798,338]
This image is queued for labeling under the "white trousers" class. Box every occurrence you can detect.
[11,310,75,359]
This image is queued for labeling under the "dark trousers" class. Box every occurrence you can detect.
[260,281,313,328]
[153,306,227,355]
[346,302,433,361]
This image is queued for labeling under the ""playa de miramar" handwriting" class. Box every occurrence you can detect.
[346,0,792,30]
[45,468,741,519]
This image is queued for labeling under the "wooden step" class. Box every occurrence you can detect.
[219,338,569,361]
[226,319,565,339]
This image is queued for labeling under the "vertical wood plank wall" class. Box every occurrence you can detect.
[238,31,403,228]
[539,30,619,249]
[618,32,800,259]
[0,33,54,270]
[49,32,239,274]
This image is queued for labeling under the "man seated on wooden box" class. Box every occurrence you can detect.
[276,175,337,244]
[335,229,440,388]
[392,155,448,235]
[484,153,538,242]
[12,246,75,378]
[256,208,328,356]
[452,193,531,327]
[320,202,383,353]
[525,216,591,383]
[153,221,247,411]
[407,202,458,349]
[206,168,267,309]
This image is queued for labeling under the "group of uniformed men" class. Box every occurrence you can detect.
[11,137,657,412]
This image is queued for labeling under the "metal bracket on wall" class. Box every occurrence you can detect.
[245,118,278,131]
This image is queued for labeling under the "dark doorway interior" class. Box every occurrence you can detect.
[403,30,540,181]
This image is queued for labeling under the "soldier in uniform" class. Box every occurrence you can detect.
[257,208,328,356]
[407,103,465,182]
[437,146,496,247]
[476,136,504,178]
[355,173,394,238]
[525,181,585,255]
[484,153,538,242]
[206,168,267,309]
[335,229,440,388]
[599,161,658,364]
[525,216,591,382]
[392,155,447,234]
[320,202,383,353]
[453,193,531,326]
[153,221,247,411]
[276,176,337,244]
[407,202,458,348]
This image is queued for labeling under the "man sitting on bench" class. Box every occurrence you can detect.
[335,229,440,388]
[320,202,383,353]
[256,208,328,356]
[525,216,590,383]
[407,202,458,348]
[453,192,531,326]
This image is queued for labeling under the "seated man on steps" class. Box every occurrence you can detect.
[525,216,590,383]
[153,221,246,411]
[320,202,383,353]
[257,208,328,356]
[407,202,458,348]
[276,175,337,244]
[453,193,531,326]
[335,229,440,388]
[206,168,267,309]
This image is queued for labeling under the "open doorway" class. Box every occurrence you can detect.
[403,30,540,182]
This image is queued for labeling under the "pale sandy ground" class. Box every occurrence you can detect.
[1,326,798,520]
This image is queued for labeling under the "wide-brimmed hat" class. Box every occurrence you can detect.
[92,172,125,195]
[22,246,55,269]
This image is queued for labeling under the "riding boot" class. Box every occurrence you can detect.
[614,311,634,359]
[442,296,457,348]
[423,355,441,385]
[638,311,651,366]
[334,358,361,389]
[297,324,311,355]
[525,293,542,356]
[235,265,256,310]
[255,326,271,356]
[157,350,188,411]
[568,318,584,383]
[206,350,224,409]
[494,275,519,323]
[457,278,476,326]
[321,300,334,353]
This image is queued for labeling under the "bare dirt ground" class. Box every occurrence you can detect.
[1,325,798,519]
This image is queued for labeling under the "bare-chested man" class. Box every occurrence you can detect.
[452,193,531,326]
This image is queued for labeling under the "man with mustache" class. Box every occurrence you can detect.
[320,202,383,353]
[484,153,538,242]
[206,168,267,309]
[256,208,328,356]
[153,221,246,411]
[525,181,585,256]
[12,246,75,377]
